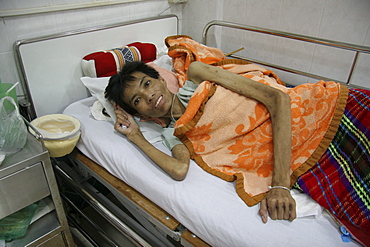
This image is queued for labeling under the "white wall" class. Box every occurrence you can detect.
[0,0,184,97]
[182,0,370,87]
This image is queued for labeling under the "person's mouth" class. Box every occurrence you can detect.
[155,95,163,108]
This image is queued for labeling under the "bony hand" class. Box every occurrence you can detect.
[259,187,296,223]
[113,103,139,136]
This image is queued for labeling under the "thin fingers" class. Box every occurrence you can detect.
[268,199,278,220]
[266,198,296,221]
[259,199,268,223]
[114,110,131,128]
[283,204,290,220]
[289,201,297,221]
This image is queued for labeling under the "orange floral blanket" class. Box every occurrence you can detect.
[174,63,348,206]
[165,35,225,87]
[166,35,348,206]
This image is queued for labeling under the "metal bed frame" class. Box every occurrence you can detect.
[55,21,370,246]
[54,153,193,247]
[15,17,370,247]
[53,147,211,246]
[202,20,370,89]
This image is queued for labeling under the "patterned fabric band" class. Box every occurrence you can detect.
[109,46,141,72]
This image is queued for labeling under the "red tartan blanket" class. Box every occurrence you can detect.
[295,88,370,246]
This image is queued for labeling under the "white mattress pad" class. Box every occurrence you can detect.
[63,97,359,247]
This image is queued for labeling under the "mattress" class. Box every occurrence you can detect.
[63,96,360,247]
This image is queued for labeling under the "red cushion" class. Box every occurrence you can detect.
[128,42,157,63]
[83,51,118,77]
[82,42,157,77]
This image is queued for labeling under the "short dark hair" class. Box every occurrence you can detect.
[105,61,160,115]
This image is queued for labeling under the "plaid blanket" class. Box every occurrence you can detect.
[295,88,370,245]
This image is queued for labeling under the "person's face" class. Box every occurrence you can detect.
[122,71,173,118]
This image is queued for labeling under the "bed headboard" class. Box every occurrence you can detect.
[15,15,178,119]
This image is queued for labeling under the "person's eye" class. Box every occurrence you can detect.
[134,97,140,106]
[145,80,150,87]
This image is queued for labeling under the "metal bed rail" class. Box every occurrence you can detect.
[53,163,156,247]
[202,20,370,88]
[53,155,193,246]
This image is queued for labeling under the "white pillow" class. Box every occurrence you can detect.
[80,76,163,143]
[80,77,114,121]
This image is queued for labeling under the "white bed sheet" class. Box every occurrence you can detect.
[63,97,359,247]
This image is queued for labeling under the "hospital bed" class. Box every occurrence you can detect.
[14,14,369,246]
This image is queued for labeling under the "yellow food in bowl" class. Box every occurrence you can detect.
[43,134,80,157]
[30,114,81,157]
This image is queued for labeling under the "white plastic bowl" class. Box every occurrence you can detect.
[30,114,81,157]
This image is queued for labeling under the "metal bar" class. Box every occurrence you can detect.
[202,20,370,54]
[347,51,360,85]
[228,54,343,84]
[81,180,174,247]
[67,214,100,247]
[53,164,153,247]
[61,193,120,247]
[227,54,369,90]
[202,20,370,86]
[69,154,182,242]
[15,15,178,46]
[56,160,174,246]
[24,117,46,151]
[108,189,180,244]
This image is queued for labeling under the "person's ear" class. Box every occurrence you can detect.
[159,76,166,85]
